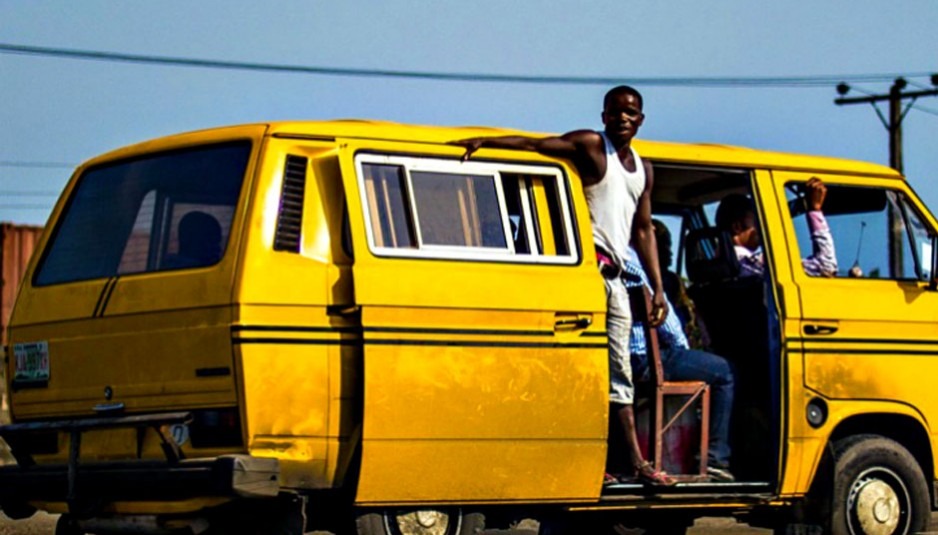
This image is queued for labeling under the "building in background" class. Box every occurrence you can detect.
[0,223,43,433]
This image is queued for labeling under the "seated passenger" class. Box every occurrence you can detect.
[715,177,837,277]
[164,211,223,269]
[652,219,684,320]
[653,219,709,349]
[623,251,736,482]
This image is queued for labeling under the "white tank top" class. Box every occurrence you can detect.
[584,132,646,268]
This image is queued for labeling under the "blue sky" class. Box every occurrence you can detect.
[1,1,936,226]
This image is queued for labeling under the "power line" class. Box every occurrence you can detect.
[0,205,51,210]
[835,78,938,173]
[0,160,75,168]
[0,191,58,197]
[1,42,934,88]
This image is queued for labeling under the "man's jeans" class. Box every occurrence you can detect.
[635,346,735,468]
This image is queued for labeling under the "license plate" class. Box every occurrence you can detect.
[13,341,50,384]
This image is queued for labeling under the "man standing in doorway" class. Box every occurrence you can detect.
[450,86,673,485]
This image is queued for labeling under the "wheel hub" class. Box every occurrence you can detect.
[393,510,451,535]
[852,477,901,534]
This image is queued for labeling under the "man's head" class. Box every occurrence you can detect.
[178,211,222,263]
[716,194,760,251]
[652,219,673,270]
[602,85,645,145]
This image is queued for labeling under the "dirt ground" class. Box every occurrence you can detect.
[4,511,938,534]
[0,512,772,535]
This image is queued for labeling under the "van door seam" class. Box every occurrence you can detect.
[95,276,120,317]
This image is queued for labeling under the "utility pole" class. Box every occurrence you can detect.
[835,75,938,174]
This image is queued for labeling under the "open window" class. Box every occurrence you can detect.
[355,154,578,264]
[785,183,936,281]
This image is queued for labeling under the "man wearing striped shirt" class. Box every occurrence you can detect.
[716,177,838,278]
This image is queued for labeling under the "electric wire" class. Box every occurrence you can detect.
[0,160,75,168]
[1,43,934,88]
[0,205,51,210]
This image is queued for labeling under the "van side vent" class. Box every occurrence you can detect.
[274,155,307,252]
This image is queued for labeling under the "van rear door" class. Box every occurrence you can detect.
[9,126,264,421]
[337,140,609,504]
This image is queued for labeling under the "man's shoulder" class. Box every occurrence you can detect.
[563,130,606,160]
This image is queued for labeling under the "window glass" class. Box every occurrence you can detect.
[499,174,532,255]
[785,183,934,280]
[898,197,933,280]
[538,175,571,256]
[361,163,414,248]
[356,154,577,264]
[411,171,507,248]
[160,203,235,270]
[117,190,157,273]
[35,142,249,286]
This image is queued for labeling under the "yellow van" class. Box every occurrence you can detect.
[2,120,936,535]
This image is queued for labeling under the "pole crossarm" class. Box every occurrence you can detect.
[834,78,937,173]
[835,87,938,105]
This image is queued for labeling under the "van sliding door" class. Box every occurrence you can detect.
[337,140,609,504]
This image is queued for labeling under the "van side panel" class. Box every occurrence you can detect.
[234,139,358,489]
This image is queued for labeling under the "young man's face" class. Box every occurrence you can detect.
[602,93,644,143]
[733,211,762,251]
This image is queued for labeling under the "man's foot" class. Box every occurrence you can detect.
[706,465,735,482]
[636,461,677,487]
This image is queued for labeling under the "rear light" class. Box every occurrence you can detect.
[189,408,243,448]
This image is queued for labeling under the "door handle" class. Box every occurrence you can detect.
[555,314,592,331]
[804,324,838,336]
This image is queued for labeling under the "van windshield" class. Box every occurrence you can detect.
[35,141,250,286]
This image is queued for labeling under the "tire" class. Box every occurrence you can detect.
[829,435,929,535]
[537,515,573,535]
[204,496,307,535]
[356,509,484,535]
[55,515,84,535]
[642,525,689,535]
[637,517,691,535]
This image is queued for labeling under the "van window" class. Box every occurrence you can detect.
[356,154,578,264]
[410,171,506,248]
[785,183,935,280]
[35,142,250,286]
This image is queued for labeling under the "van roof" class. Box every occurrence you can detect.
[94,119,902,180]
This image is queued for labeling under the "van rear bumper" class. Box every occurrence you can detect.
[0,412,279,511]
[0,454,279,504]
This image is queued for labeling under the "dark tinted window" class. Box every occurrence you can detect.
[36,142,250,286]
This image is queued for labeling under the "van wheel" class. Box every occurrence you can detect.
[55,515,84,535]
[830,435,929,535]
[356,509,484,535]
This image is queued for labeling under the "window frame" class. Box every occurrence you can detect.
[783,180,937,282]
[354,153,579,265]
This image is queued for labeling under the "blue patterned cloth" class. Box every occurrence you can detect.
[622,251,689,356]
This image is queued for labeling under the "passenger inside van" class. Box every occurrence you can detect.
[715,177,838,278]
[163,211,223,269]
[622,251,736,482]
